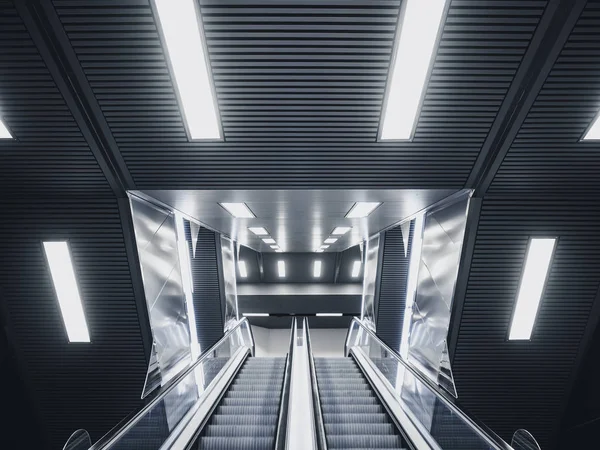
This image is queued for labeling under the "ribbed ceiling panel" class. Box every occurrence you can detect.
[52,0,545,189]
[0,197,148,449]
[453,197,600,449]
[0,1,110,195]
[490,0,600,195]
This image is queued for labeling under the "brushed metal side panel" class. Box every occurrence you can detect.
[361,234,381,331]
[130,195,192,397]
[220,235,239,331]
[407,194,470,392]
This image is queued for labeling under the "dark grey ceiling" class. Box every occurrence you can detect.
[1,0,600,449]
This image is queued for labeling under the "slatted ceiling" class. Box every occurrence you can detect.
[0,197,147,449]
[0,1,110,195]
[490,0,600,195]
[453,197,600,449]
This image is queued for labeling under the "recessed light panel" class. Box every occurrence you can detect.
[509,238,556,340]
[219,202,255,218]
[583,113,600,140]
[43,241,90,343]
[248,227,269,236]
[320,245,330,250]
[324,237,338,244]
[0,118,12,139]
[277,260,286,278]
[346,202,382,219]
[316,313,343,317]
[351,260,362,278]
[313,260,322,278]
[238,260,247,278]
[332,227,352,235]
[154,0,220,139]
[262,238,276,244]
[380,0,447,140]
[270,245,279,250]
[243,313,269,317]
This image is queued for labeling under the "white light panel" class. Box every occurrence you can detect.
[270,245,279,250]
[43,241,90,343]
[0,118,12,139]
[332,227,352,235]
[381,0,447,140]
[509,238,556,341]
[275,249,284,253]
[351,260,362,278]
[583,113,600,140]
[154,0,220,139]
[277,260,286,278]
[346,202,382,218]
[248,227,269,236]
[315,249,324,253]
[324,237,338,244]
[316,313,343,317]
[313,260,322,278]
[238,260,248,278]
[243,313,269,317]
[262,238,276,244]
[219,202,255,218]
[320,245,330,250]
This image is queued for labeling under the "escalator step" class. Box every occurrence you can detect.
[323,413,391,424]
[327,435,403,448]
[198,437,274,450]
[210,415,277,426]
[325,423,396,435]
[204,425,276,438]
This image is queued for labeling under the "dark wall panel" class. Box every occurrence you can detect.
[188,226,224,352]
[453,196,600,450]
[376,225,412,352]
[0,197,148,449]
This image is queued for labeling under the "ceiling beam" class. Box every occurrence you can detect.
[466,0,587,196]
[16,0,135,197]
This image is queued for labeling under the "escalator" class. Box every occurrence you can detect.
[314,357,408,450]
[196,357,286,449]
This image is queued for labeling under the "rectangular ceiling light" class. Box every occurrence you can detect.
[583,113,600,140]
[154,0,220,139]
[248,227,269,236]
[219,203,255,218]
[270,245,279,250]
[320,245,330,250]
[313,260,322,278]
[238,260,247,278]
[43,242,90,343]
[262,238,276,244]
[243,313,269,317]
[316,313,343,317]
[332,226,352,235]
[509,238,556,341]
[315,249,324,253]
[324,237,338,244]
[380,0,447,140]
[352,260,362,278]
[275,249,284,253]
[278,260,286,278]
[346,202,382,219]
[0,118,12,139]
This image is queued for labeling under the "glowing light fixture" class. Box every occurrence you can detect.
[380,0,447,140]
[270,245,279,250]
[43,241,90,343]
[0,118,12,139]
[248,227,269,236]
[313,260,322,278]
[317,313,342,317]
[351,260,362,278]
[583,113,600,140]
[262,238,276,244]
[219,202,255,218]
[346,202,382,219]
[243,313,269,317]
[238,260,248,278]
[332,227,352,235]
[508,238,556,341]
[154,0,220,139]
[277,260,286,278]
[324,237,338,244]
[320,245,330,250]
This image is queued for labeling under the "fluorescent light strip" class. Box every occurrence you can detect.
[313,260,322,278]
[320,245,330,250]
[270,245,279,250]
[583,113,600,140]
[346,202,382,219]
[248,227,269,236]
[351,260,362,278]
[43,242,90,343]
[0,118,12,139]
[332,227,352,235]
[275,249,284,253]
[262,238,276,244]
[316,313,343,317]
[509,238,556,341]
[324,237,338,244]
[381,0,447,140]
[219,202,255,218]
[315,249,324,253]
[238,260,248,278]
[277,260,286,278]
[154,0,220,139]
[243,313,269,317]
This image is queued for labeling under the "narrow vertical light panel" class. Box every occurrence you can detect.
[381,0,447,140]
[154,0,220,139]
[43,242,90,343]
[277,260,286,278]
[313,260,322,278]
[238,260,247,278]
[509,238,556,341]
[351,260,362,278]
[0,118,12,139]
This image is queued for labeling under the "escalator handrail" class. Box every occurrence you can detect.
[346,317,514,450]
[274,318,296,450]
[88,317,254,450]
[304,317,328,450]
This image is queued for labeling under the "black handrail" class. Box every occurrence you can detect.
[346,317,514,450]
[274,318,296,450]
[88,317,254,450]
[304,317,328,450]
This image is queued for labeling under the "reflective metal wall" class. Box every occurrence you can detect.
[129,195,192,397]
[407,193,470,395]
[361,233,381,331]
[220,235,239,331]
